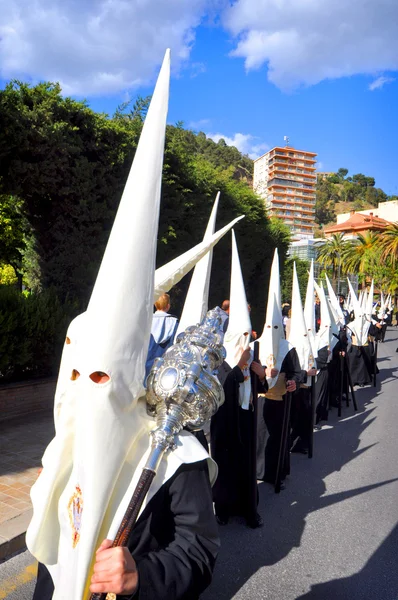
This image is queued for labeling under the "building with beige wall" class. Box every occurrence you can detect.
[336,200,398,225]
[253,146,317,239]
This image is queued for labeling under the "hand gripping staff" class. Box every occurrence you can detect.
[89,308,226,600]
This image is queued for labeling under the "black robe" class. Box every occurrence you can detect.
[290,370,313,452]
[33,460,219,600]
[210,364,263,523]
[328,333,349,408]
[315,346,329,423]
[258,348,302,482]
[347,343,373,386]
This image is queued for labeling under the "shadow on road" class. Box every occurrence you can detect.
[296,522,398,600]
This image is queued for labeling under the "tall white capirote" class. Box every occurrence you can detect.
[288,262,315,373]
[176,193,220,336]
[258,248,290,389]
[26,51,216,600]
[366,280,374,320]
[154,215,244,301]
[304,259,317,356]
[223,230,253,408]
[324,274,345,326]
[347,278,370,345]
[314,280,338,352]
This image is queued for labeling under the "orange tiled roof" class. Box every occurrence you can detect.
[324,212,390,234]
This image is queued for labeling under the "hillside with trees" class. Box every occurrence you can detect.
[315,167,395,230]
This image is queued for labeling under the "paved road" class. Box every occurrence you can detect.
[1,329,397,600]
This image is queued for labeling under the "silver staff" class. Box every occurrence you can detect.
[90,307,225,600]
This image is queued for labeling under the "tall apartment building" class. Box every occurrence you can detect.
[253,146,317,239]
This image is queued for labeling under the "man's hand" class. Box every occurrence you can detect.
[237,348,251,370]
[90,539,138,596]
[266,367,279,379]
[307,368,317,377]
[250,362,265,381]
[286,379,296,393]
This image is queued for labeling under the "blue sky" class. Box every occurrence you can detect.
[1,0,398,194]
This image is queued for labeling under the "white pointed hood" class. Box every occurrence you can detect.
[288,262,315,373]
[304,259,317,358]
[347,278,370,345]
[154,214,244,301]
[176,193,220,336]
[314,280,338,352]
[366,280,374,320]
[223,231,253,408]
[324,274,345,327]
[258,248,290,389]
[378,291,385,318]
[26,51,213,600]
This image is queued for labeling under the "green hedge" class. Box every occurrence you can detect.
[0,285,76,382]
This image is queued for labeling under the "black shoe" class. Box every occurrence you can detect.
[216,515,228,526]
[262,476,285,490]
[246,513,264,528]
[291,444,308,454]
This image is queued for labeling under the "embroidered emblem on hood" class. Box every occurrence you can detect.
[68,485,83,548]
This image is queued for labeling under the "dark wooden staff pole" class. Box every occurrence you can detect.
[275,389,292,494]
[308,376,316,459]
[251,342,260,510]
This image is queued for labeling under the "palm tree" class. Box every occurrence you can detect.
[379,222,398,268]
[316,233,348,290]
[341,231,380,286]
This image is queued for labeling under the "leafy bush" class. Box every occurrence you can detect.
[0,286,75,382]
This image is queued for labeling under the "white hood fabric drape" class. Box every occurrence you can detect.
[324,274,345,327]
[288,263,315,373]
[304,259,317,360]
[223,231,253,409]
[258,248,290,389]
[154,214,244,302]
[176,193,220,337]
[26,51,216,600]
[347,278,370,345]
[314,280,337,354]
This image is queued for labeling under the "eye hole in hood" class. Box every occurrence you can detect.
[89,371,110,384]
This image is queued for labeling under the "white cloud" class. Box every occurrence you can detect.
[0,0,208,95]
[369,75,395,91]
[223,0,398,90]
[190,62,207,78]
[188,118,211,129]
[206,132,269,158]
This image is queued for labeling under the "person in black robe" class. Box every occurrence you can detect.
[315,345,330,423]
[32,460,219,600]
[347,334,373,387]
[259,347,302,485]
[328,329,349,409]
[211,348,266,528]
[290,366,317,454]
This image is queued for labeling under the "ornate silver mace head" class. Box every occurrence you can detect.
[146,308,226,432]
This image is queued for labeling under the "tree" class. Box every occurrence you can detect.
[337,168,348,180]
[0,195,29,288]
[0,81,142,304]
[316,233,348,288]
[281,257,310,304]
[341,231,379,286]
[315,179,337,225]
[379,222,398,269]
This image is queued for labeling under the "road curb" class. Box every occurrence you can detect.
[0,509,32,562]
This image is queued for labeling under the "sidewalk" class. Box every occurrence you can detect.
[0,411,54,560]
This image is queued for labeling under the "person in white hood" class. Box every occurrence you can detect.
[29,51,226,600]
[211,232,267,528]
